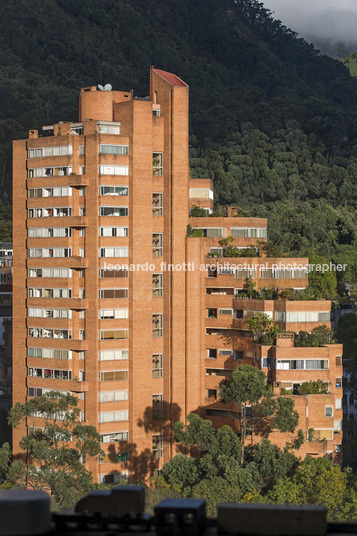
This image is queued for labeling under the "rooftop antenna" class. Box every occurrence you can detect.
[97,84,104,91]
[104,83,112,91]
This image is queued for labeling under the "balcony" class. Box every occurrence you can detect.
[69,257,89,269]
[27,298,88,309]
[26,337,88,351]
[232,318,248,330]
[69,216,88,227]
[68,175,89,187]
[27,377,89,392]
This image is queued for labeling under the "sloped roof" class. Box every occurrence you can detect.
[152,68,188,87]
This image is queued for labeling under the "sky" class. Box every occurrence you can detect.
[262,0,357,45]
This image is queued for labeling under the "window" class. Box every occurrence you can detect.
[99,227,129,237]
[153,153,163,175]
[206,369,231,377]
[99,247,129,258]
[29,145,72,158]
[99,370,129,381]
[28,308,72,319]
[28,167,72,178]
[79,145,85,155]
[100,431,128,443]
[233,351,244,361]
[153,394,163,418]
[99,308,128,319]
[28,148,42,158]
[230,227,267,238]
[152,233,163,256]
[99,390,128,402]
[99,349,128,361]
[28,387,70,398]
[28,328,71,339]
[99,268,128,278]
[99,206,128,217]
[152,314,163,337]
[28,207,72,218]
[195,228,225,238]
[28,368,72,380]
[336,355,342,366]
[153,193,163,216]
[27,387,44,397]
[152,435,163,459]
[28,187,72,198]
[219,349,232,357]
[334,420,342,432]
[207,349,217,359]
[325,406,333,417]
[189,189,213,199]
[27,348,71,360]
[99,165,128,176]
[99,410,128,423]
[235,269,257,279]
[44,146,72,157]
[335,398,342,410]
[207,389,217,400]
[99,288,128,299]
[276,311,330,323]
[99,472,128,484]
[152,354,163,378]
[99,186,129,196]
[97,122,120,135]
[207,308,217,318]
[99,330,128,340]
[305,360,328,370]
[261,269,299,280]
[28,288,72,298]
[206,409,238,418]
[28,227,72,238]
[28,248,72,258]
[219,309,233,316]
[206,288,234,295]
[276,360,328,370]
[153,273,163,297]
[100,452,129,464]
[99,144,129,155]
[336,377,342,388]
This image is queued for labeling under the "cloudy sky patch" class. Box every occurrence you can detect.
[263,0,357,43]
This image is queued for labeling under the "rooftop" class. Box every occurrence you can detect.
[152,67,188,87]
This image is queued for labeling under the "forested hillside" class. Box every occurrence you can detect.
[2,0,357,290]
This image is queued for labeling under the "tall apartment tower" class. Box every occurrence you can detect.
[13,68,342,484]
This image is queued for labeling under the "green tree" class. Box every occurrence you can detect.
[245,312,280,344]
[219,365,300,463]
[308,253,337,299]
[8,392,103,510]
[0,442,11,486]
[161,413,302,516]
[268,457,357,521]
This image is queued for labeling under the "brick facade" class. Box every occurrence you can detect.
[12,68,342,484]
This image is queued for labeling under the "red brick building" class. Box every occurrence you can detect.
[12,68,342,484]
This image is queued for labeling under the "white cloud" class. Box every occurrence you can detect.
[263,0,357,42]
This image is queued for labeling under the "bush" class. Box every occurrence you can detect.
[298,380,329,395]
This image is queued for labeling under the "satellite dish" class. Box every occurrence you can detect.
[97,84,104,91]
[104,83,112,91]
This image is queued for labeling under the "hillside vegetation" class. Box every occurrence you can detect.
[2,0,357,291]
